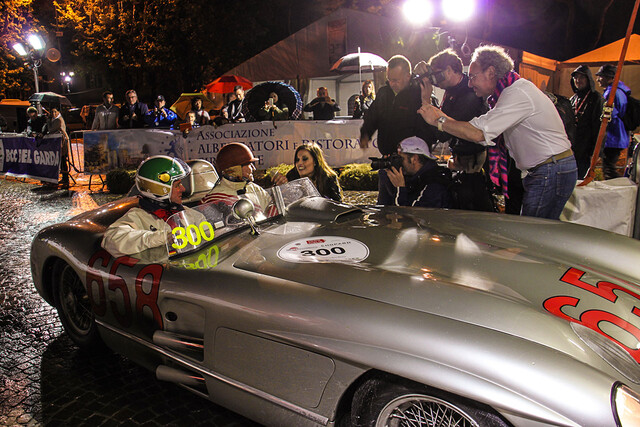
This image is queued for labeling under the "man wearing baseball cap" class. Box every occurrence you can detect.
[386,136,453,208]
[145,94,178,129]
[595,64,630,179]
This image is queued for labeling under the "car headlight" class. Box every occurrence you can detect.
[613,383,640,426]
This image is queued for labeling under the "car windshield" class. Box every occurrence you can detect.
[165,177,320,258]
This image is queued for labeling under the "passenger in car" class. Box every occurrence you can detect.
[102,155,205,257]
[200,143,274,215]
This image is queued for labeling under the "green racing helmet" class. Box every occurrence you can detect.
[136,155,191,201]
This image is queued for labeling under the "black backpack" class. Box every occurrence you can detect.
[622,91,640,132]
[545,92,576,145]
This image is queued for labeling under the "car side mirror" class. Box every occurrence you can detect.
[233,198,260,235]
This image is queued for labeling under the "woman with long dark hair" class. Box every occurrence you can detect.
[272,142,342,202]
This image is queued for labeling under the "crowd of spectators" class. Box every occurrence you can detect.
[18,45,631,220]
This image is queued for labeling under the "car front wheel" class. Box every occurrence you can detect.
[53,261,103,349]
[351,375,507,427]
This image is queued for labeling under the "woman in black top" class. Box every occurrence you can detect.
[353,80,376,119]
[272,142,342,202]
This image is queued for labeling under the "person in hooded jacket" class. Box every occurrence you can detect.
[596,64,630,180]
[570,65,604,178]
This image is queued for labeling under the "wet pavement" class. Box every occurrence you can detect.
[0,178,259,426]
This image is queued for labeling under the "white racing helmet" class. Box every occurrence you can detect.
[182,159,220,204]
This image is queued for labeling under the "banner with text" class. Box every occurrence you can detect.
[187,120,378,168]
[0,134,62,183]
[82,120,379,172]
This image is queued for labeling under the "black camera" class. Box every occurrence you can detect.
[412,64,446,87]
[369,154,404,171]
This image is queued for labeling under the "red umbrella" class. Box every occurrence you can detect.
[205,75,253,94]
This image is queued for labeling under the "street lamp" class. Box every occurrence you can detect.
[61,71,74,93]
[13,33,46,111]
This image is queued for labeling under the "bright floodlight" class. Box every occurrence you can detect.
[27,34,45,51]
[442,0,476,22]
[403,0,433,26]
[13,43,28,57]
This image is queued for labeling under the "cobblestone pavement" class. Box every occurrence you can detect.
[0,179,259,426]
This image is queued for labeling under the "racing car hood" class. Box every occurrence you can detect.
[233,205,640,376]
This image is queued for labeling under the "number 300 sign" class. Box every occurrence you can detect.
[172,221,215,249]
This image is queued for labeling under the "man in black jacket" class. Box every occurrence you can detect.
[118,89,149,128]
[386,136,453,208]
[415,48,493,211]
[303,87,340,120]
[360,55,436,204]
[24,106,46,137]
[570,65,604,178]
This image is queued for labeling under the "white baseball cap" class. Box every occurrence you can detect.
[399,136,436,159]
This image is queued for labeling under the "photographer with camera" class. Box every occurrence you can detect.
[145,95,178,129]
[360,55,437,205]
[379,136,453,208]
[414,49,494,212]
[303,87,340,120]
[418,45,576,220]
[257,92,289,121]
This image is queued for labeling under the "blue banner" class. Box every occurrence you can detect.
[0,134,62,183]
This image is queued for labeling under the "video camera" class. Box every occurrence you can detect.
[412,64,446,87]
[369,154,404,171]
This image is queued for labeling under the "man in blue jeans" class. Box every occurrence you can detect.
[418,45,577,220]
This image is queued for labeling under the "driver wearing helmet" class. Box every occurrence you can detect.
[102,155,205,257]
[200,143,273,214]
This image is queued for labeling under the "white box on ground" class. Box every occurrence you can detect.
[561,177,637,236]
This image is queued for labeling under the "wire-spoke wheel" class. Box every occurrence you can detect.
[351,375,509,427]
[377,394,477,427]
[53,261,103,349]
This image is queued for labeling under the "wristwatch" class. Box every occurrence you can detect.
[436,116,447,131]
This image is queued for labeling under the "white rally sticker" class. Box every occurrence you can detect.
[277,236,369,263]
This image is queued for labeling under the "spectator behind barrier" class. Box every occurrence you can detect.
[145,95,178,129]
[257,92,289,121]
[118,89,149,128]
[92,90,119,130]
[353,80,375,119]
[303,87,340,120]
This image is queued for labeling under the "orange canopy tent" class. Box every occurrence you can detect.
[553,34,640,99]
[562,34,640,65]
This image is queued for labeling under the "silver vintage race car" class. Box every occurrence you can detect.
[31,171,640,426]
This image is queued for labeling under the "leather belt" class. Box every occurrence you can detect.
[528,149,573,172]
